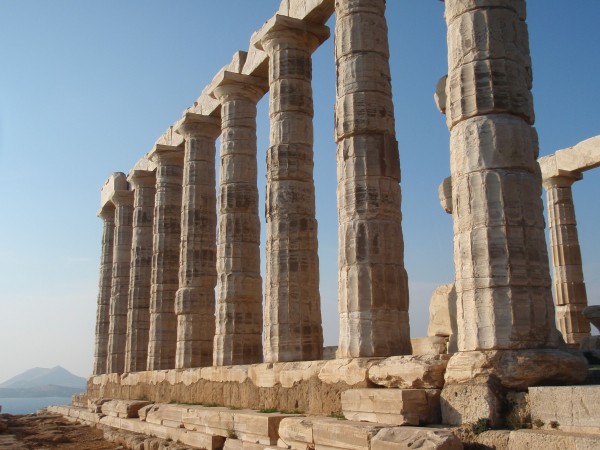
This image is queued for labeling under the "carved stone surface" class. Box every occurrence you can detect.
[124,170,156,373]
[107,190,135,374]
[543,175,590,345]
[334,0,410,359]
[254,15,328,362]
[147,145,184,371]
[211,72,267,366]
[174,113,221,369]
[583,306,600,333]
[367,354,450,389]
[445,0,558,352]
[93,203,116,376]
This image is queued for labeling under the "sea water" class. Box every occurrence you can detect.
[0,397,72,414]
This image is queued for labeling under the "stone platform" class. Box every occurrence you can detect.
[86,356,450,416]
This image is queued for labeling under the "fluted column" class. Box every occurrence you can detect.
[335,0,411,357]
[174,114,221,369]
[93,203,116,375]
[544,174,590,345]
[124,170,156,372]
[147,145,184,370]
[211,71,267,365]
[445,0,558,350]
[107,190,134,374]
[254,15,329,362]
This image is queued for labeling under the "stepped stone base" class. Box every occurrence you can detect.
[87,356,450,416]
[49,404,463,450]
[341,388,441,426]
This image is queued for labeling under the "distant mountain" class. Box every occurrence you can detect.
[0,366,86,398]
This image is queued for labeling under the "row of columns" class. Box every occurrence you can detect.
[93,1,412,375]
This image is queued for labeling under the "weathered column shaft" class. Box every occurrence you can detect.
[93,204,116,375]
[335,0,411,357]
[211,72,267,366]
[174,114,221,369]
[445,0,558,350]
[147,146,184,370]
[256,15,328,362]
[107,190,134,374]
[124,170,156,372]
[544,175,590,345]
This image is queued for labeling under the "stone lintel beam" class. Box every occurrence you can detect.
[100,172,128,209]
[539,135,600,180]
[252,14,330,53]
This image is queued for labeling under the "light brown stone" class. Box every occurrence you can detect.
[411,337,448,356]
[428,284,457,346]
[371,427,463,450]
[508,429,600,450]
[529,386,600,434]
[100,399,152,418]
[341,388,441,426]
[312,418,387,450]
[441,383,504,427]
[368,355,450,389]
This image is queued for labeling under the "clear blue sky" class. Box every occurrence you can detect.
[0,1,598,381]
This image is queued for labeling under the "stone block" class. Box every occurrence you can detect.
[223,439,267,450]
[278,417,314,450]
[318,358,379,386]
[312,418,386,450]
[509,429,600,449]
[428,284,457,339]
[411,336,448,355]
[529,386,600,433]
[233,410,296,445]
[440,383,503,427]
[181,405,234,436]
[341,388,441,426]
[368,354,450,389]
[143,403,185,426]
[100,399,152,418]
[444,349,588,389]
[371,427,463,450]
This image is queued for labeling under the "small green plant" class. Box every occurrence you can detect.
[279,409,303,415]
[471,418,491,435]
[227,428,238,439]
[329,411,346,420]
[533,419,544,429]
[258,407,278,413]
[228,405,241,410]
[550,420,560,429]
[201,402,221,408]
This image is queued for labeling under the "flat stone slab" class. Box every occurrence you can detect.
[371,426,462,450]
[341,388,441,426]
[529,385,600,434]
[100,399,151,418]
[509,429,600,449]
[368,354,450,389]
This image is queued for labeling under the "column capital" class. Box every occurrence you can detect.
[210,71,268,104]
[175,113,221,140]
[110,189,134,207]
[128,169,156,188]
[97,203,116,220]
[253,14,330,54]
[542,172,583,189]
[149,144,184,165]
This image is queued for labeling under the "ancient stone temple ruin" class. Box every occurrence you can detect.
[51,1,600,449]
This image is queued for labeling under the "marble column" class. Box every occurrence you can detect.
[124,170,156,373]
[444,0,558,351]
[107,190,134,374]
[174,113,221,369]
[254,15,329,362]
[543,174,590,345]
[93,203,116,375]
[147,145,184,371]
[335,0,411,357]
[211,71,267,365]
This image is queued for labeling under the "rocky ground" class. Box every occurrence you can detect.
[0,412,118,450]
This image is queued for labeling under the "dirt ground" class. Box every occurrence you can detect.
[0,412,119,450]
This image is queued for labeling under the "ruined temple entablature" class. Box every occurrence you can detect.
[539,135,600,180]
